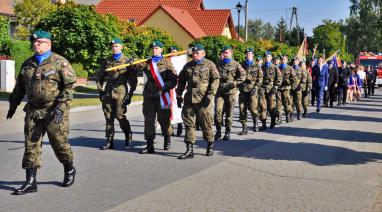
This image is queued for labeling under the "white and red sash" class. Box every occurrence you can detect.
[149,61,172,109]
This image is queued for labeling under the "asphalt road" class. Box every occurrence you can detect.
[1,89,382,212]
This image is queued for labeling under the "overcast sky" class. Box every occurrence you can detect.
[204,0,351,36]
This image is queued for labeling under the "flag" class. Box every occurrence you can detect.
[296,36,308,61]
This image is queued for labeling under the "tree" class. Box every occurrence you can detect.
[0,16,9,44]
[261,23,275,40]
[237,19,275,41]
[274,17,288,42]
[286,26,305,46]
[313,20,346,58]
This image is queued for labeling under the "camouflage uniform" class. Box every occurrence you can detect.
[302,67,313,117]
[259,63,282,129]
[9,53,76,169]
[141,57,177,150]
[279,64,297,122]
[292,65,306,119]
[214,59,246,140]
[97,54,137,146]
[176,58,220,144]
[238,61,263,133]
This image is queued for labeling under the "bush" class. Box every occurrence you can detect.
[71,62,87,78]
[1,39,33,75]
[0,16,9,44]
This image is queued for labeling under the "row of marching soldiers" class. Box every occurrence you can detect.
[96,38,313,160]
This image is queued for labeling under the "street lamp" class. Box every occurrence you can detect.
[236,2,243,39]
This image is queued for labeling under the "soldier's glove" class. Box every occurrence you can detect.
[123,92,133,106]
[202,94,214,108]
[250,87,257,96]
[6,107,16,119]
[324,86,328,91]
[54,108,64,124]
[177,96,183,108]
[270,88,277,96]
[245,79,252,84]
[99,90,105,102]
[227,83,235,89]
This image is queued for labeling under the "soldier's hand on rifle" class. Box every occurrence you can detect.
[54,108,64,124]
[203,94,213,108]
[177,96,183,108]
[6,107,16,119]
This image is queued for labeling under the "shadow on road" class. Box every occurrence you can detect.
[0,181,61,192]
[307,112,382,123]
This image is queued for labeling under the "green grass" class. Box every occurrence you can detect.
[70,95,143,108]
[74,85,99,93]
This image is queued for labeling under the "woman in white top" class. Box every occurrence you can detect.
[357,66,366,100]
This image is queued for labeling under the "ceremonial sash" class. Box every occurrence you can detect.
[149,61,172,109]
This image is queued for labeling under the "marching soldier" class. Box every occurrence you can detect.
[291,57,306,120]
[7,30,76,195]
[259,51,282,130]
[274,56,284,125]
[96,38,137,150]
[278,55,297,123]
[300,61,312,117]
[214,46,246,140]
[238,48,263,135]
[176,44,220,159]
[140,41,177,154]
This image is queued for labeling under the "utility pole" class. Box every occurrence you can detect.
[244,0,248,41]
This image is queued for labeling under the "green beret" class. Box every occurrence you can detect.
[256,56,263,61]
[221,46,232,53]
[30,30,51,41]
[168,46,179,52]
[151,40,163,48]
[281,55,288,58]
[192,44,204,51]
[264,51,272,56]
[111,38,123,45]
[245,48,254,53]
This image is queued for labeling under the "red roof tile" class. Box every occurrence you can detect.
[0,0,14,16]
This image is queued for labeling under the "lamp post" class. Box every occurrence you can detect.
[236,2,243,39]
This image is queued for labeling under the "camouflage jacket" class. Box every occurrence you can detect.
[239,62,263,93]
[96,54,138,99]
[141,57,177,100]
[215,59,246,95]
[176,58,220,104]
[302,67,312,92]
[292,66,307,91]
[9,52,76,112]
[279,65,297,91]
[261,63,282,93]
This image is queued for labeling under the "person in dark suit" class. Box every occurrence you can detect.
[371,66,378,96]
[324,61,339,107]
[312,57,329,112]
[337,61,351,106]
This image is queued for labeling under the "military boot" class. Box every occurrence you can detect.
[124,120,133,147]
[63,163,76,187]
[303,110,307,118]
[270,117,276,129]
[238,123,248,135]
[140,139,155,154]
[253,118,259,132]
[12,168,37,195]
[176,123,183,136]
[259,120,267,131]
[178,142,194,159]
[100,136,114,150]
[297,113,301,120]
[206,142,214,156]
[289,113,295,122]
[276,115,282,125]
[222,128,231,141]
[164,136,171,150]
[214,126,222,141]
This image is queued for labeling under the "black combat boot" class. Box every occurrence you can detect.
[101,136,114,150]
[164,136,171,150]
[206,142,214,156]
[140,139,155,154]
[124,120,133,147]
[303,110,307,118]
[259,120,267,130]
[286,113,290,123]
[289,113,295,122]
[12,168,37,195]
[276,115,282,125]
[176,123,183,136]
[214,126,222,141]
[253,118,259,132]
[270,117,276,129]
[238,123,248,135]
[178,142,194,159]
[222,128,230,141]
[63,163,76,187]
[297,113,301,120]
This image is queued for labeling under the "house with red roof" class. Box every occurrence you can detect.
[95,0,238,49]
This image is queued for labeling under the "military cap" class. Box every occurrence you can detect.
[110,38,123,45]
[264,51,272,56]
[245,48,254,53]
[293,56,300,60]
[256,56,263,61]
[221,46,233,53]
[30,30,51,41]
[192,44,204,51]
[151,40,163,48]
[168,46,179,52]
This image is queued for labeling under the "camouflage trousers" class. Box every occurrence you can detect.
[259,88,277,121]
[292,90,303,113]
[276,91,283,116]
[22,105,73,169]
[214,93,236,129]
[143,98,172,140]
[302,90,310,113]
[280,89,294,114]
[102,95,131,138]
[239,91,259,123]
[182,102,214,144]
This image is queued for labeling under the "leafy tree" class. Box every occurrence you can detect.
[313,20,346,58]
[0,16,9,43]
[286,26,305,46]
[236,19,275,41]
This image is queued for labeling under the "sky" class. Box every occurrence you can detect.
[203,0,351,36]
